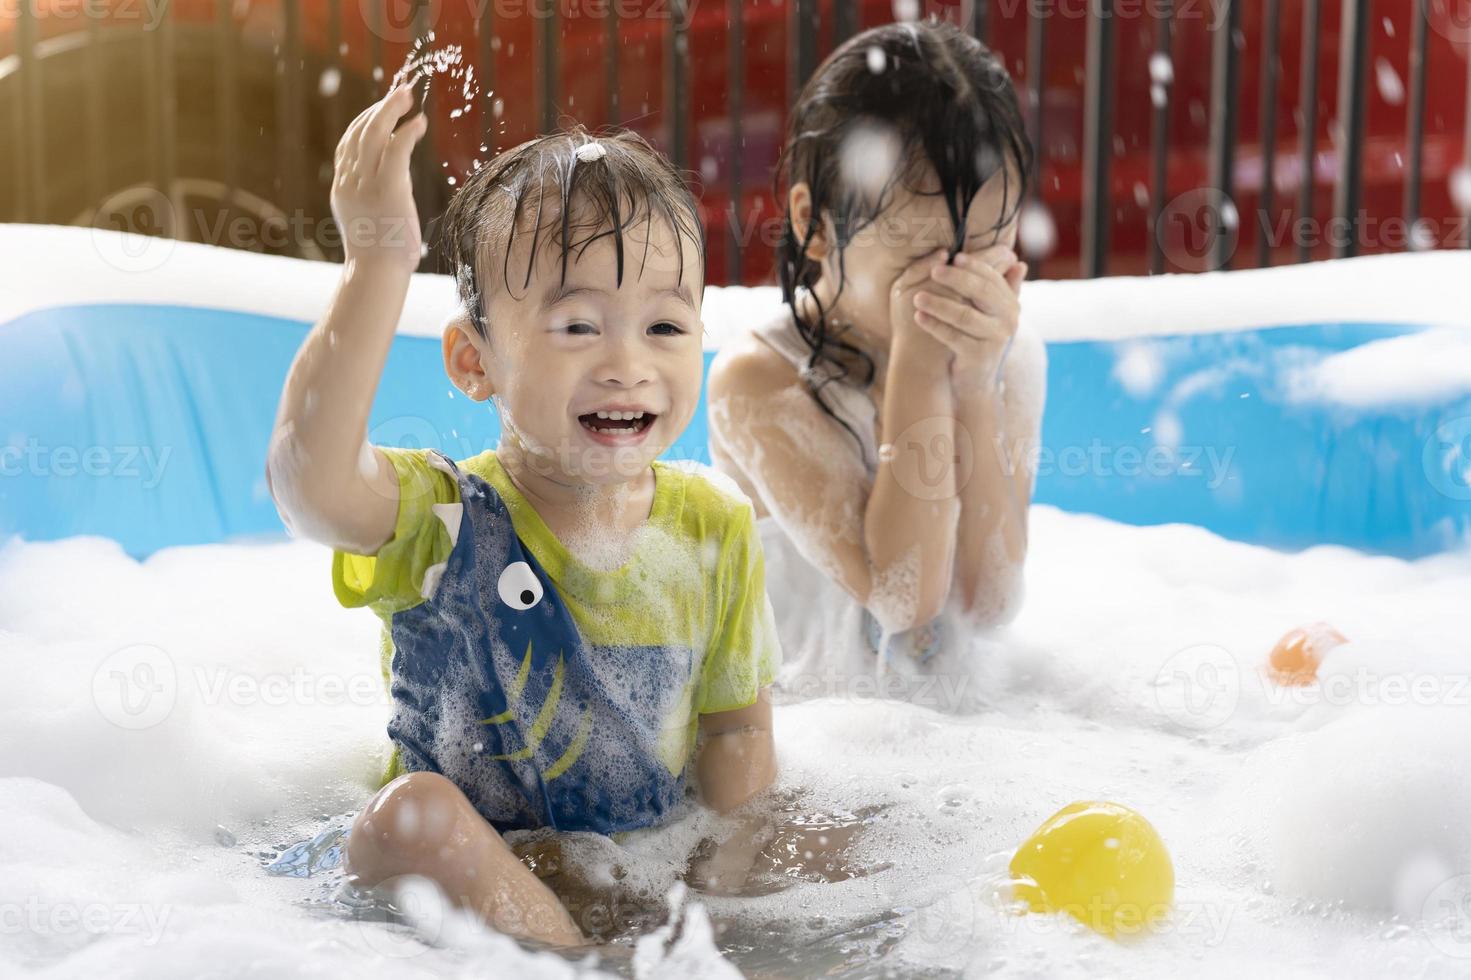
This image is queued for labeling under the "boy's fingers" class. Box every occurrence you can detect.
[357,84,418,178]
[354,86,409,175]
[380,111,428,179]
[336,100,382,169]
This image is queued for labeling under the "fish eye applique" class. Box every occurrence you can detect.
[497,561,544,610]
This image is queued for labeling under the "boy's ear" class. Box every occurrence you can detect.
[442,310,494,401]
[787,182,830,261]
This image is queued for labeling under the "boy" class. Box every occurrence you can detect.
[266,81,780,947]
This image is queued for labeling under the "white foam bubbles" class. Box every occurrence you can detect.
[838,122,903,209]
[7,410,1471,975]
[1284,327,1471,411]
[1228,708,1471,912]
[1449,165,1471,214]
[1149,52,1174,86]
[1374,57,1405,106]
[1113,340,1167,397]
[1017,200,1058,260]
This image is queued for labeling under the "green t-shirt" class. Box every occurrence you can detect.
[331,448,780,832]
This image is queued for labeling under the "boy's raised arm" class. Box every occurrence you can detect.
[266,82,429,555]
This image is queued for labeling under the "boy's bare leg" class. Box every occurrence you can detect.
[344,771,585,947]
[686,813,772,895]
[688,807,881,897]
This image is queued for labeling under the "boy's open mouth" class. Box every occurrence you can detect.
[577,410,657,436]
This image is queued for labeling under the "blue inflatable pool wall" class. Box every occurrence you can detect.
[2,302,1469,558]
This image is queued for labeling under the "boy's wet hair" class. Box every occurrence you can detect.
[438,125,705,339]
[775,20,1034,455]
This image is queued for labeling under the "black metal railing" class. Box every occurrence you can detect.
[4,0,1469,284]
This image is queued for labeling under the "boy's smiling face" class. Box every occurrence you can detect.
[445,207,705,486]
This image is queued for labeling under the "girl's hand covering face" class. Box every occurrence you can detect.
[887,248,962,369]
[911,244,1028,392]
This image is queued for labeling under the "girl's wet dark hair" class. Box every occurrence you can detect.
[775,20,1033,454]
[438,125,705,339]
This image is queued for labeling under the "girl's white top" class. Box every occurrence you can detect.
[734,305,946,687]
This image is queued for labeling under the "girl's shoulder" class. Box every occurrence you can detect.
[707,305,806,404]
[708,331,797,397]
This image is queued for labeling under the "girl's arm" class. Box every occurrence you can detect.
[949,328,1045,625]
[707,253,965,633]
[696,687,776,813]
[265,82,428,555]
[916,248,1043,626]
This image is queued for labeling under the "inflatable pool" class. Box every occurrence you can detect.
[6,225,1471,979]
[3,225,1470,558]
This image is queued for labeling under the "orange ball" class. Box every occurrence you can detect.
[1267,622,1347,686]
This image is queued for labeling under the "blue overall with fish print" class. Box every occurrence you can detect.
[331,447,781,836]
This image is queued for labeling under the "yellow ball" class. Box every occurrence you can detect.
[1008,801,1175,937]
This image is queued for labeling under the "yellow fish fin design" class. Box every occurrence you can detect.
[543,705,593,781]
[479,640,535,725]
[488,653,565,761]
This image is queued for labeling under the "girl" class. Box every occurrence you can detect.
[707,20,1047,679]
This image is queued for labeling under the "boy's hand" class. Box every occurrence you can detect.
[331,80,429,273]
[914,244,1027,394]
